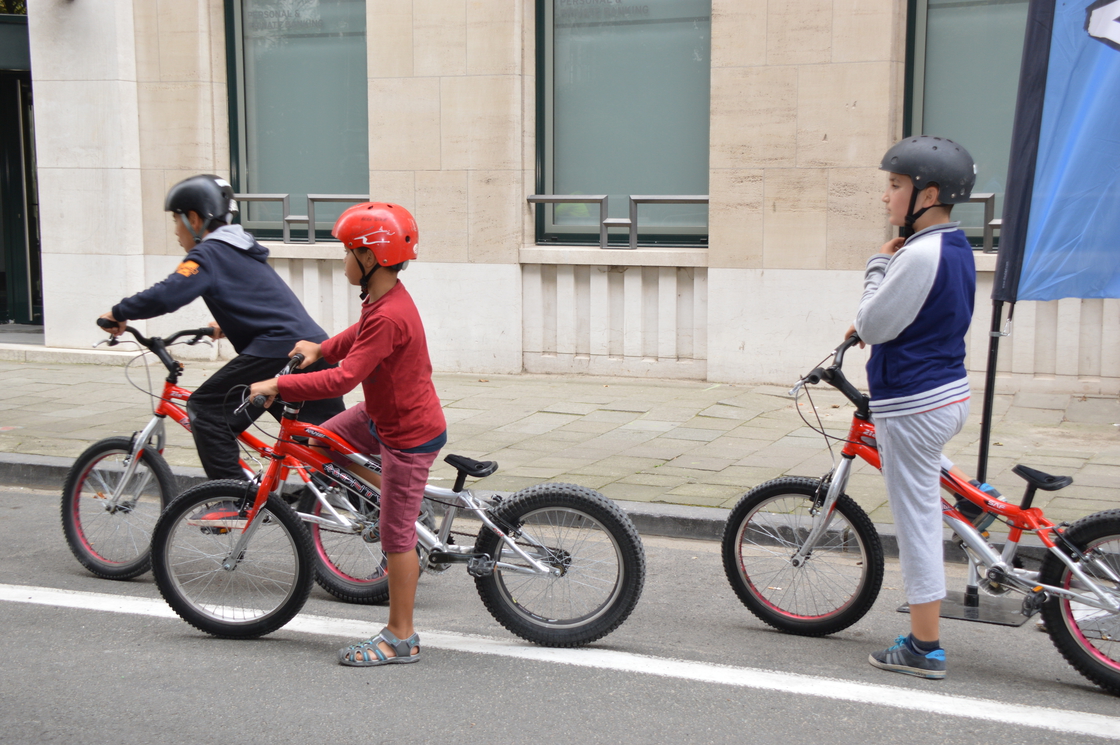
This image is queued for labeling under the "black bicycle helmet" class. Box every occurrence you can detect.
[165,174,238,243]
[880,136,976,236]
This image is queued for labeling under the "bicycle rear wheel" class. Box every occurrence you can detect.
[1039,510,1120,696]
[473,483,646,647]
[297,486,390,604]
[722,477,884,636]
[151,480,314,638]
[61,437,176,580]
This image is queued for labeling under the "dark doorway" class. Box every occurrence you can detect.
[0,10,40,326]
[0,71,40,325]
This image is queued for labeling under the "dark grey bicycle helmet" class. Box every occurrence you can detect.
[880,136,976,236]
[164,174,238,243]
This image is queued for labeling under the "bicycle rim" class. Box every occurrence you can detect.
[1057,535,1120,675]
[307,494,388,586]
[70,449,166,567]
[734,493,872,623]
[491,506,625,628]
[162,497,303,626]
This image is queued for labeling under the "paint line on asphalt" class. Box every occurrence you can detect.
[3,583,1118,741]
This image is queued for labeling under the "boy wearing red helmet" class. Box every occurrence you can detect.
[250,203,445,667]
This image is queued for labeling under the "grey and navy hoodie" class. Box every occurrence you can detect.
[112,225,328,358]
[854,222,975,418]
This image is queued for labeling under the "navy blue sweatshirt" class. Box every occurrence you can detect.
[854,222,975,417]
[112,226,328,358]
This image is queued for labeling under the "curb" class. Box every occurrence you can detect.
[0,453,1044,563]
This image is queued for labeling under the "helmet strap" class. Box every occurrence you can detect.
[901,186,927,239]
[179,213,204,244]
[358,261,379,301]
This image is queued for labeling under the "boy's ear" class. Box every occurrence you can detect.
[920,183,943,208]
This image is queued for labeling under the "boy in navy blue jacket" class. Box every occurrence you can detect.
[844,137,977,680]
[99,174,344,480]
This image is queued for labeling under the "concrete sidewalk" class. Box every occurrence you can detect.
[1,353,1119,547]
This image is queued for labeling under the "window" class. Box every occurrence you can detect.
[908,0,1029,244]
[537,0,711,246]
[227,0,368,238]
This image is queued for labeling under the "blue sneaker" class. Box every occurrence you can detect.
[869,635,946,679]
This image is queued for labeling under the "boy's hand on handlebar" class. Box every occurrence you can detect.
[208,321,225,340]
[844,324,866,349]
[97,313,126,336]
[248,379,279,409]
[289,340,321,368]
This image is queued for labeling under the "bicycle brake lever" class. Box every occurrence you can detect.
[788,380,805,398]
[93,337,118,349]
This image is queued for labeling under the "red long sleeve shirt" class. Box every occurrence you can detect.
[277,282,445,450]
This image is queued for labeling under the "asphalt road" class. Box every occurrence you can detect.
[1,484,1118,745]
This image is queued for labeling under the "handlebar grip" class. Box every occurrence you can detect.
[251,394,269,408]
[97,318,119,330]
[282,353,305,374]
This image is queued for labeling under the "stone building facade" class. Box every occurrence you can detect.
[19,0,1120,394]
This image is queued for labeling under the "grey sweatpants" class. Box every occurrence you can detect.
[875,400,969,605]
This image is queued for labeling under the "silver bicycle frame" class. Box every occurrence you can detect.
[793,456,1120,613]
[288,452,558,577]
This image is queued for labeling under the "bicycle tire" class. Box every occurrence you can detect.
[296,487,390,605]
[61,437,176,580]
[1039,509,1120,696]
[722,477,884,636]
[151,480,314,639]
[473,483,646,647]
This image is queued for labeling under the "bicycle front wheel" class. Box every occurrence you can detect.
[151,480,314,638]
[297,487,390,605]
[1039,510,1120,696]
[722,477,884,636]
[473,483,646,647]
[61,437,176,580]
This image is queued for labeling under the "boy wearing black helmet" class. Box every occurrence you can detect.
[844,136,978,680]
[98,174,344,480]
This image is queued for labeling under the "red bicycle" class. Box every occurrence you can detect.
[721,335,1120,695]
[61,324,311,581]
[148,355,647,644]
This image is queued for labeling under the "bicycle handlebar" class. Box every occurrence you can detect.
[97,319,215,375]
[246,354,306,409]
[796,333,870,416]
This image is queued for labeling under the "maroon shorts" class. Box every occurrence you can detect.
[318,404,440,554]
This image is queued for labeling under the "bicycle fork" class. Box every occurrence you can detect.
[790,456,853,567]
[100,416,166,511]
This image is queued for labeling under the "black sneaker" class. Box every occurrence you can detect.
[869,635,946,679]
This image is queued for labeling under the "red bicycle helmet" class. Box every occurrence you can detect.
[332,203,418,266]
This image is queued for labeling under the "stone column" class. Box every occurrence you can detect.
[29,0,145,348]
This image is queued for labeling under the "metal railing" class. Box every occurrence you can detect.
[234,193,370,243]
[527,194,709,249]
[967,193,1000,253]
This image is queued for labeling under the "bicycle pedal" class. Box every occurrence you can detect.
[467,556,495,578]
[1021,586,1048,618]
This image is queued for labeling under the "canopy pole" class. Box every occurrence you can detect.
[976,299,1005,484]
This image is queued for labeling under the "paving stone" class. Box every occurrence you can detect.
[666,427,723,442]
[1065,396,1120,424]
[616,472,691,488]
[1012,392,1072,410]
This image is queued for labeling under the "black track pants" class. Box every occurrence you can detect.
[185,354,345,480]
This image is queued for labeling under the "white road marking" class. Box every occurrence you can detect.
[3,582,1119,740]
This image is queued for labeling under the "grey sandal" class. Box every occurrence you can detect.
[338,627,421,667]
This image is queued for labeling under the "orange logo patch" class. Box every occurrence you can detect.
[175,260,200,278]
